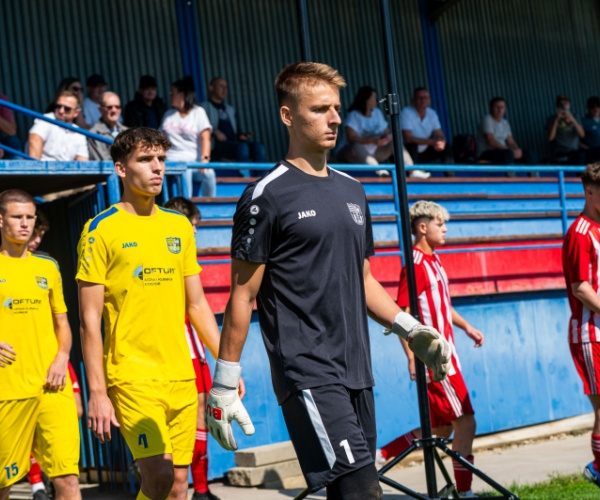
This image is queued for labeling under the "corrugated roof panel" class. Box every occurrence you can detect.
[0,0,183,143]
[438,0,600,159]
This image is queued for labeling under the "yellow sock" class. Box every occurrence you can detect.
[136,489,152,500]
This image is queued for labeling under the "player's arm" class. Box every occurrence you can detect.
[45,312,72,390]
[27,133,44,159]
[185,274,221,359]
[451,307,484,347]
[364,258,451,381]
[571,281,600,315]
[0,342,16,367]
[206,258,263,451]
[78,281,119,443]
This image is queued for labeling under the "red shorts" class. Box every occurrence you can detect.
[428,370,474,428]
[192,358,213,394]
[570,342,600,395]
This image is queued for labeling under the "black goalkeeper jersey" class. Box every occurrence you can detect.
[231,160,376,404]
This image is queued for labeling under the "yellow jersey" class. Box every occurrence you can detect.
[76,204,200,386]
[0,253,67,401]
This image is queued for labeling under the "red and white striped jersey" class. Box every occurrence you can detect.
[397,248,460,377]
[562,214,600,343]
[184,316,207,361]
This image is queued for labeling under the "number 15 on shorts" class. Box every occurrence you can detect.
[4,462,18,480]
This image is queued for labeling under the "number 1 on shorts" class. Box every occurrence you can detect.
[340,439,355,464]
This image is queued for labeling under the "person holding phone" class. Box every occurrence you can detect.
[546,94,585,165]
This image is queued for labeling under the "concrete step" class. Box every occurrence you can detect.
[234,440,297,467]
[227,459,302,487]
[263,474,307,490]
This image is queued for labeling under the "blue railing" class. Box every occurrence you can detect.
[190,162,582,265]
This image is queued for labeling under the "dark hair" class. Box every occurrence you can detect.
[164,196,200,220]
[45,77,81,113]
[348,86,377,115]
[412,87,428,97]
[209,76,226,86]
[588,96,600,109]
[34,209,50,235]
[489,97,506,113]
[555,94,570,107]
[171,76,197,112]
[0,189,35,215]
[110,127,171,164]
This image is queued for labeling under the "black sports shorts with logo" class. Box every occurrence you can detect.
[281,384,377,492]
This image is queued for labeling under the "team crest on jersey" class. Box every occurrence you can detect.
[347,203,364,225]
[36,276,48,290]
[166,237,181,254]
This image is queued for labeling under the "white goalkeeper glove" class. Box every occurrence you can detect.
[384,311,452,382]
[206,359,255,451]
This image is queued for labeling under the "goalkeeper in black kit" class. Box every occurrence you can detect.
[205,62,451,500]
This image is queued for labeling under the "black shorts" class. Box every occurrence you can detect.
[281,385,376,492]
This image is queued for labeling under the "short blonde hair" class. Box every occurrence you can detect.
[274,62,346,107]
[409,200,450,234]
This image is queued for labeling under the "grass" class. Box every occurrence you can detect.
[477,473,599,499]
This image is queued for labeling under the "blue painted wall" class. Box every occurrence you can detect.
[206,290,588,479]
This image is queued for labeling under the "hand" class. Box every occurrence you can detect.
[384,312,451,382]
[45,352,68,390]
[512,147,523,160]
[239,132,252,141]
[238,376,247,400]
[408,357,416,381]
[407,325,452,382]
[0,342,16,367]
[213,129,227,142]
[87,391,120,443]
[377,135,391,147]
[433,139,446,152]
[206,387,255,451]
[465,325,484,347]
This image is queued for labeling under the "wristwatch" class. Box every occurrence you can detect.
[201,155,210,161]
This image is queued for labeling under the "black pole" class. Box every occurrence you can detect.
[296,0,312,61]
[377,0,438,497]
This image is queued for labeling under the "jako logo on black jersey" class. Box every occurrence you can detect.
[298,210,316,219]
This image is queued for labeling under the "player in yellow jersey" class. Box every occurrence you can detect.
[76,127,223,500]
[0,189,80,500]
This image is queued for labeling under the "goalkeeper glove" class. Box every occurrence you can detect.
[206,359,255,451]
[384,311,452,382]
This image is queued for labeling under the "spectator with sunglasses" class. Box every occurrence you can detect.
[88,92,128,160]
[27,90,88,161]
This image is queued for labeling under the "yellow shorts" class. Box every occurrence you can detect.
[33,387,80,479]
[108,380,197,465]
[0,397,41,488]
[0,387,80,488]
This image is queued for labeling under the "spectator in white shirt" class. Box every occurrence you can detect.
[160,77,214,197]
[402,87,453,175]
[27,90,89,161]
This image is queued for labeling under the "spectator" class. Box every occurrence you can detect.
[477,97,537,175]
[27,90,89,161]
[82,74,107,127]
[337,86,418,177]
[88,92,127,161]
[0,92,22,159]
[200,77,266,173]
[161,77,215,197]
[546,94,585,164]
[46,78,89,130]
[123,75,168,129]
[582,96,600,164]
[401,87,453,174]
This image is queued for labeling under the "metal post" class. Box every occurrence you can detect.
[296,0,312,61]
[378,0,438,496]
[557,169,568,236]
